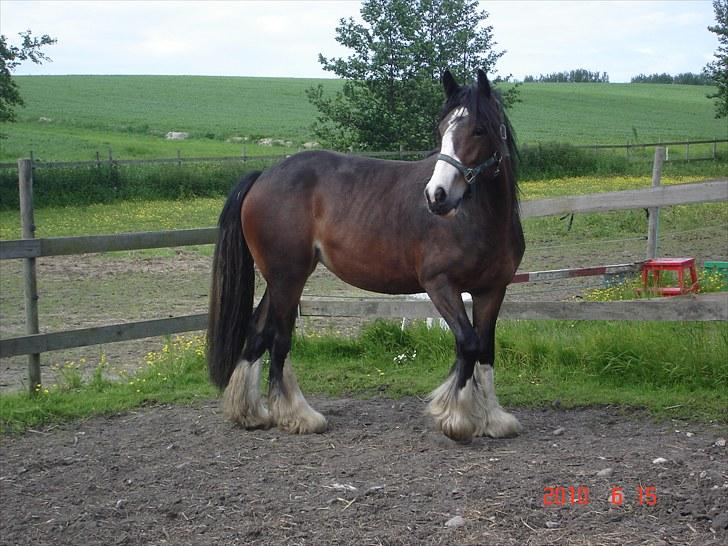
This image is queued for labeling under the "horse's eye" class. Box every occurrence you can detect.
[473,127,487,137]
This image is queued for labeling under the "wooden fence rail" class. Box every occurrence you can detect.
[1,180,726,261]
[1,152,727,390]
[1,138,725,170]
[2,294,726,359]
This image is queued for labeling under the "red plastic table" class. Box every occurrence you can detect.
[638,258,699,297]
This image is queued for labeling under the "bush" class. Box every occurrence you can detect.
[0,158,280,209]
[518,142,629,179]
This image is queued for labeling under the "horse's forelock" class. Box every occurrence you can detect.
[436,78,519,185]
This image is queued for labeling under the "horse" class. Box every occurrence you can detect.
[207,69,525,443]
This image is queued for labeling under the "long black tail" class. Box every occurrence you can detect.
[207,171,262,390]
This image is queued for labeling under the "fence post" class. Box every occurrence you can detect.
[646,147,665,260]
[18,158,41,393]
[713,140,717,160]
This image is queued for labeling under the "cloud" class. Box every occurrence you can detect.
[0,0,717,81]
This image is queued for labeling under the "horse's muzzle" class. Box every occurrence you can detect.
[426,188,460,217]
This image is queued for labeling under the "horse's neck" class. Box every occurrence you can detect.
[471,172,518,226]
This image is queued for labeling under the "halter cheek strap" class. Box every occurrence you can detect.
[437,150,502,185]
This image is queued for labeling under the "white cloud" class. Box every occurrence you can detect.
[0,0,718,81]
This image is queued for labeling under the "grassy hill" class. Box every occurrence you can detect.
[1,75,726,162]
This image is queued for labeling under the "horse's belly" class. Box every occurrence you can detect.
[316,240,422,295]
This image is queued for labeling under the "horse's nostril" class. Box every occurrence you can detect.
[435,187,446,203]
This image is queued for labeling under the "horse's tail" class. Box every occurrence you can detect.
[207,171,262,390]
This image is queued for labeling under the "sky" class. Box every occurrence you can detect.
[0,0,719,83]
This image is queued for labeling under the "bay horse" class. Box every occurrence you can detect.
[207,69,525,443]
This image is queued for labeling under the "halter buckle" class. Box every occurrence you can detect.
[464,169,477,185]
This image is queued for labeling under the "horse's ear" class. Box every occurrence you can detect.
[442,70,460,99]
[477,69,492,99]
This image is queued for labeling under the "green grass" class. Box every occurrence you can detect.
[3,75,341,161]
[2,320,726,433]
[511,83,728,146]
[0,336,215,433]
[2,76,725,162]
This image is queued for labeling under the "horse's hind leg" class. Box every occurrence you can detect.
[266,280,327,434]
[223,290,274,429]
[472,288,522,438]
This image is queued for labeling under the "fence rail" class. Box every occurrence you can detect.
[0,138,725,170]
[2,151,728,390]
[1,180,725,260]
[2,293,726,360]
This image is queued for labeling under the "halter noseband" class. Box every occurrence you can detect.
[436,150,502,185]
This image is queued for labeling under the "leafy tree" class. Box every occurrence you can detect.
[524,69,609,83]
[704,0,728,118]
[307,0,517,151]
[631,72,712,85]
[0,30,57,123]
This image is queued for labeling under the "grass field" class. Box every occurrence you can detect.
[0,76,726,433]
[1,76,725,161]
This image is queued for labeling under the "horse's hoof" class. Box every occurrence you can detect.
[235,410,273,430]
[436,415,476,443]
[478,406,522,438]
[276,410,328,434]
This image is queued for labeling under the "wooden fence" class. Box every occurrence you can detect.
[1,149,727,391]
[0,138,725,170]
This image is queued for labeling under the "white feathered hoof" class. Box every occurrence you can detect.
[268,360,328,434]
[426,374,484,443]
[473,364,523,438]
[432,407,477,443]
[269,387,328,434]
[477,405,523,438]
[222,360,272,430]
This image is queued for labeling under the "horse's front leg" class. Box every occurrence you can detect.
[472,288,522,438]
[424,278,484,443]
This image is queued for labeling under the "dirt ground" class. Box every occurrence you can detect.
[2,220,726,544]
[1,398,726,545]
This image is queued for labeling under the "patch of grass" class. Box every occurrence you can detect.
[3,321,725,433]
[507,82,727,146]
[0,336,214,434]
[5,75,340,161]
[5,77,726,163]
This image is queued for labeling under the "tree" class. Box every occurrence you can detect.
[525,69,609,83]
[307,0,517,151]
[704,0,728,118]
[0,30,57,124]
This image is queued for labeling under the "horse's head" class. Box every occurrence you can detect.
[425,69,509,217]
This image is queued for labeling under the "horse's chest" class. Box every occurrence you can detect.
[424,228,522,291]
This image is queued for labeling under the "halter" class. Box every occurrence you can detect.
[436,150,502,185]
[436,120,508,185]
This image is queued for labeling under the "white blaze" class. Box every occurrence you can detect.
[425,107,468,204]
